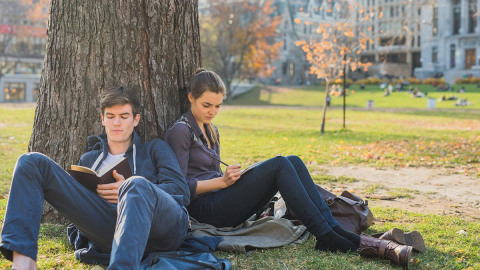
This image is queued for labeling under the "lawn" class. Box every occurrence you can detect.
[0,104,479,269]
[232,84,480,110]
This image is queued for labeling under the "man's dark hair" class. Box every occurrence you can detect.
[100,86,141,116]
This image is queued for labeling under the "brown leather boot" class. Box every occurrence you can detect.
[358,234,412,269]
[371,228,426,253]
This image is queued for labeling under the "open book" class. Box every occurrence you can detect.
[67,157,132,193]
[240,160,264,176]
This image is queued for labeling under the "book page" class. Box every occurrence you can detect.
[98,157,126,177]
[70,165,97,175]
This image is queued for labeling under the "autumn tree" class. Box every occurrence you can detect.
[29,0,201,223]
[295,1,372,134]
[200,0,281,99]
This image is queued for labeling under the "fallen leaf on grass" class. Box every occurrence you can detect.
[412,258,420,264]
[462,267,475,270]
[456,230,468,236]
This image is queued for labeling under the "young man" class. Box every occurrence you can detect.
[0,86,190,270]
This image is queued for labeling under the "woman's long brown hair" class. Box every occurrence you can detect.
[189,68,226,145]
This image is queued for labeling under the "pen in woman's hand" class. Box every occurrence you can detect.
[210,155,229,167]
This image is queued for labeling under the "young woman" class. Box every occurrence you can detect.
[164,69,415,269]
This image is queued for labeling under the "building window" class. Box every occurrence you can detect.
[432,46,438,63]
[289,63,294,76]
[33,83,40,101]
[469,0,477,33]
[433,7,438,36]
[453,1,461,35]
[417,35,421,47]
[282,62,288,75]
[386,53,406,63]
[450,44,456,68]
[4,83,26,102]
[361,55,375,63]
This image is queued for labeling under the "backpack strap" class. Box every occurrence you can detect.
[171,115,200,146]
[171,114,219,146]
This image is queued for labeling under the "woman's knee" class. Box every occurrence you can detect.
[286,155,303,165]
[273,156,290,166]
[271,156,295,173]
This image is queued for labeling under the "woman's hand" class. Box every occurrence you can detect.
[220,164,241,188]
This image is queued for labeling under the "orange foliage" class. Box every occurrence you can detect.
[295,16,372,84]
[20,0,50,25]
[201,0,281,85]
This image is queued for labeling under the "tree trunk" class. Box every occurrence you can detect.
[29,0,201,224]
[320,82,329,134]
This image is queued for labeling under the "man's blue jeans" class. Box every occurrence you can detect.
[187,155,339,238]
[0,153,189,270]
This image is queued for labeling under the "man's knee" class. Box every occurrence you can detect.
[118,177,152,198]
[17,152,50,166]
[15,153,53,176]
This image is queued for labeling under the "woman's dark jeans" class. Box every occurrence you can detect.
[187,155,339,238]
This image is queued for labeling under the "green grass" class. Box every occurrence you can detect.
[225,207,480,269]
[233,84,480,110]
[0,107,35,193]
[0,105,479,269]
[215,107,480,176]
[387,188,420,199]
[363,184,387,194]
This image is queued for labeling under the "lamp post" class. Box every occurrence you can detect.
[343,53,347,129]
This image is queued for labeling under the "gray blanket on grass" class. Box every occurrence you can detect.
[188,216,309,254]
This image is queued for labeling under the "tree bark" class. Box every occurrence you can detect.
[29,0,201,224]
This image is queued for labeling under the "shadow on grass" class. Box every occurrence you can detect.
[218,124,428,142]
[389,110,480,120]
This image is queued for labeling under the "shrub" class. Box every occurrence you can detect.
[422,77,445,85]
[455,77,480,84]
[406,77,421,84]
[356,77,383,85]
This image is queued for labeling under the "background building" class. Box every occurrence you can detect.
[415,0,480,84]
[0,0,47,103]
[269,0,351,85]
[356,0,425,78]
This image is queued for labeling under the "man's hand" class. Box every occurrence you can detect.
[97,170,125,204]
[220,164,241,188]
